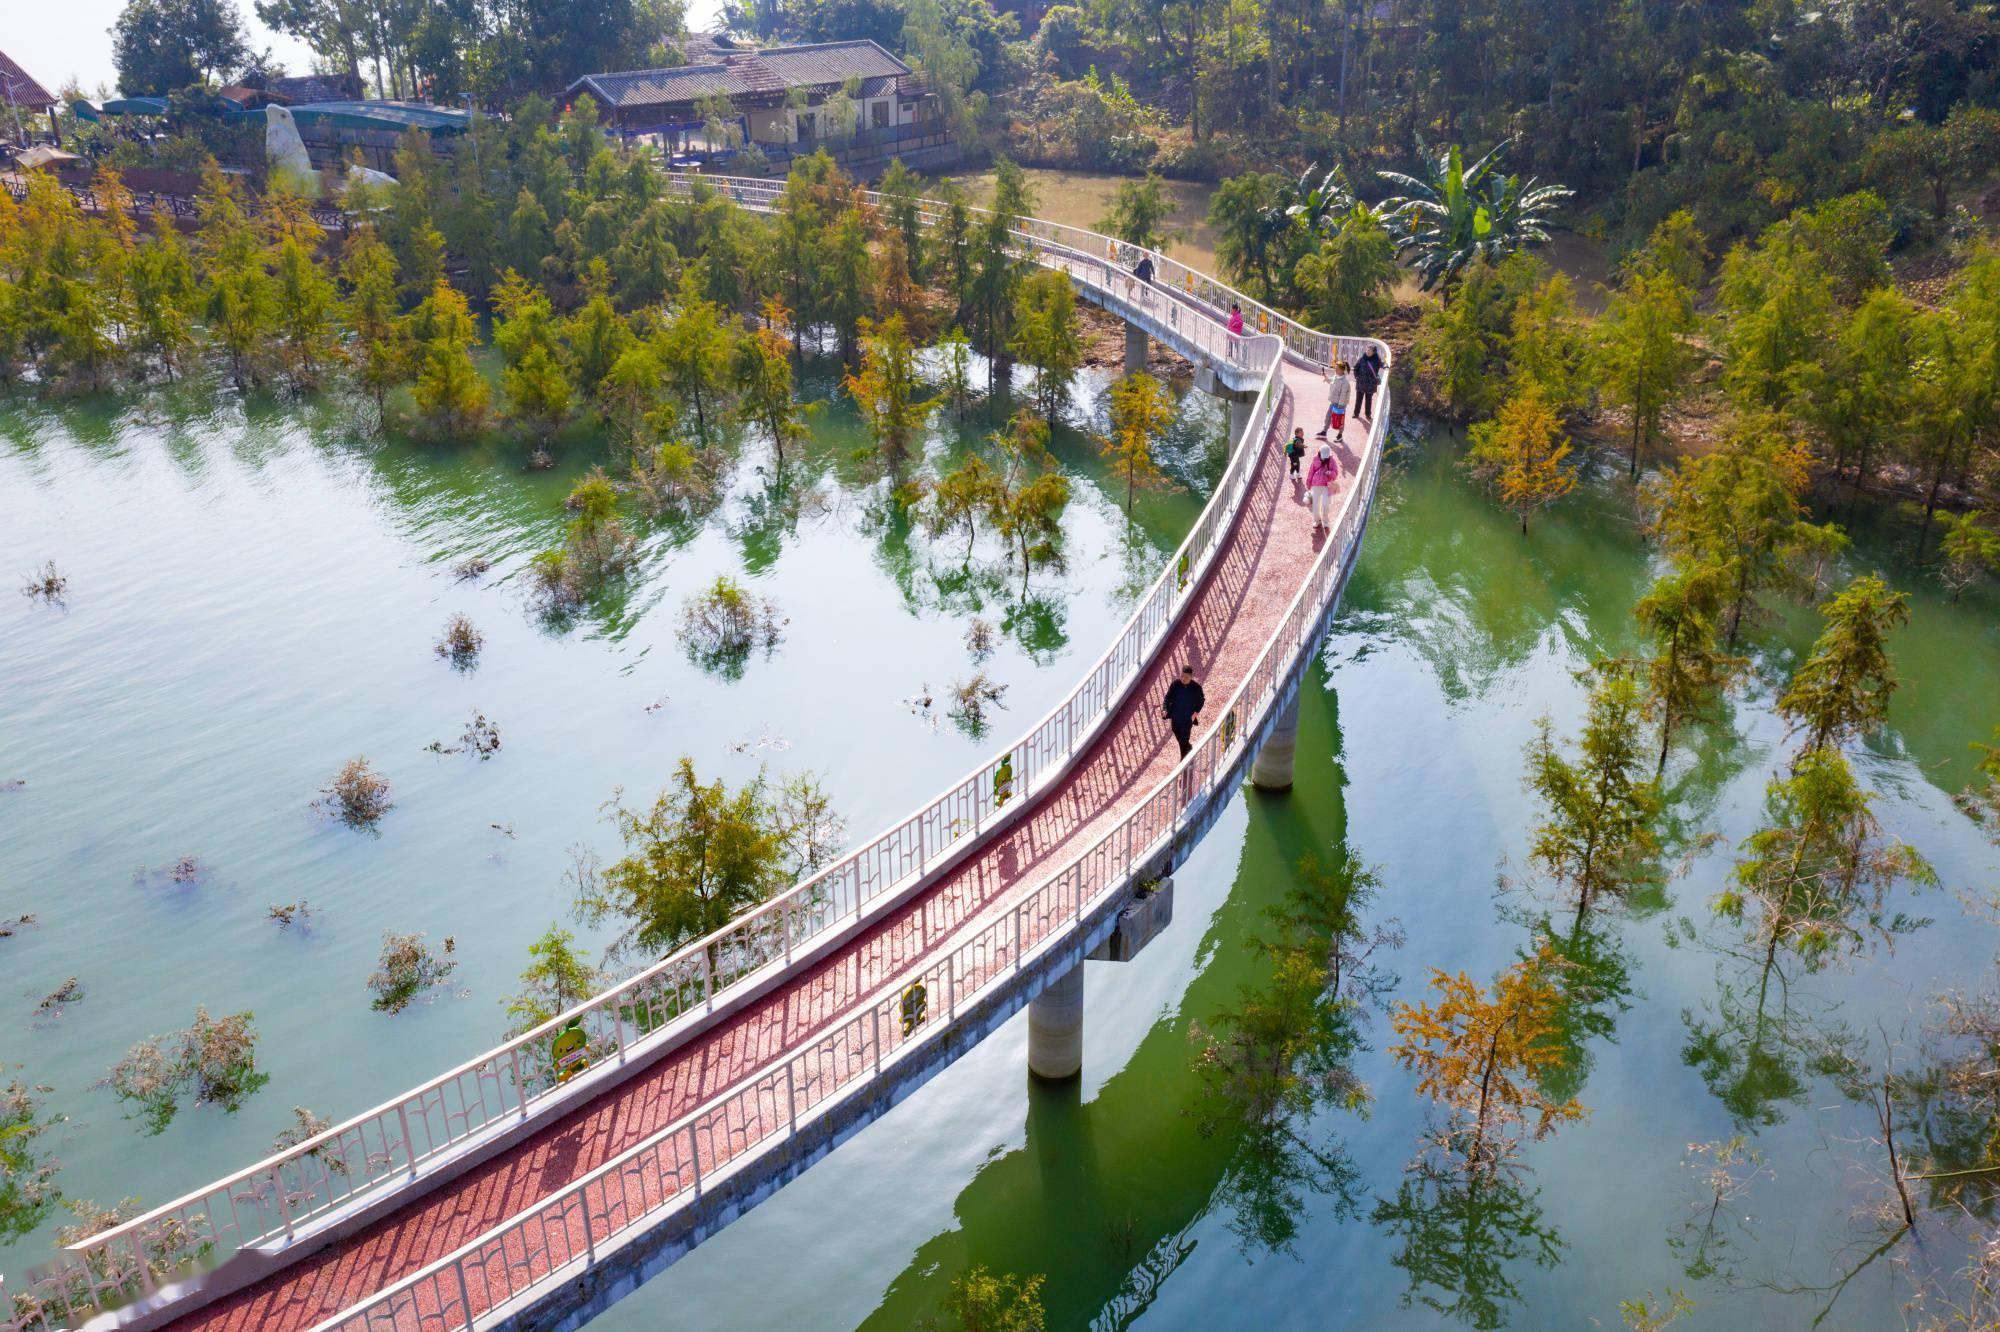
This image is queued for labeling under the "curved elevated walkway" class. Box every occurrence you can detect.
[11,181,1391,1332]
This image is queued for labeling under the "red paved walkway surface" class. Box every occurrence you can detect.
[172,360,1365,1332]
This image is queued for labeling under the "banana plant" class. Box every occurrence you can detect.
[1378,139,1572,291]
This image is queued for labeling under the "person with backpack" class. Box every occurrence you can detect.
[1284,426,1307,479]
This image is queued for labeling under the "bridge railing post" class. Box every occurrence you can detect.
[454,1257,475,1332]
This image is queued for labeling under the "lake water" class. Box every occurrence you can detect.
[4,365,1999,1330]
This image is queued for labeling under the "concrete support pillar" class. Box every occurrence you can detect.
[1228,393,1255,445]
[1124,322,1150,374]
[1027,962,1084,1081]
[1251,691,1302,791]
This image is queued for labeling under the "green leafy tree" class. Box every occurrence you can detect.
[1868,104,2000,220]
[938,324,975,420]
[1378,140,1571,293]
[128,223,201,379]
[1631,566,1742,773]
[735,299,810,470]
[409,279,489,439]
[565,290,633,404]
[267,213,339,389]
[1505,271,1592,418]
[1097,171,1180,249]
[924,451,1001,559]
[845,313,934,472]
[503,925,604,1037]
[988,430,1070,596]
[338,224,406,415]
[195,168,272,390]
[1102,369,1176,514]
[1293,206,1397,335]
[1937,511,2000,602]
[1650,432,1844,645]
[1775,574,1909,760]
[1524,664,1664,930]
[1716,749,1935,973]
[1597,262,1699,477]
[112,0,251,95]
[570,758,820,964]
[1009,267,1083,425]
[656,274,736,441]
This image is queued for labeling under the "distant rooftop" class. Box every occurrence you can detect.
[0,47,56,111]
[566,39,912,111]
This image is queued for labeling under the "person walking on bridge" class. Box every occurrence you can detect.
[1306,440,1339,532]
[1163,663,1205,759]
[1133,252,1155,286]
[1225,302,1245,358]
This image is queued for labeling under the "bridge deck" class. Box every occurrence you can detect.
[167,358,1358,1332]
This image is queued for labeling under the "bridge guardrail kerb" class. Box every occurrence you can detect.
[309,348,1392,1332]
[29,183,1317,1327]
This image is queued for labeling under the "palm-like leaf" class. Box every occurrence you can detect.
[1377,138,1572,290]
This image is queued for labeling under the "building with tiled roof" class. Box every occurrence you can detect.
[1,47,58,142]
[564,39,937,149]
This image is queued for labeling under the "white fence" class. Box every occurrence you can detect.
[12,175,1377,1332]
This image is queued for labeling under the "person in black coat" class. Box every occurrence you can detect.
[1353,347,1384,423]
[1133,253,1156,286]
[1163,663,1205,758]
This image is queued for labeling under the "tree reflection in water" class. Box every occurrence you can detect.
[1371,1160,1564,1332]
[1189,847,1401,1256]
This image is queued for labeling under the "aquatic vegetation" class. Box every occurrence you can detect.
[529,474,639,614]
[37,978,85,1016]
[102,1007,269,1134]
[964,618,998,662]
[434,613,484,667]
[947,672,1008,738]
[938,1265,1046,1332]
[271,1107,344,1174]
[678,576,784,671]
[320,757,393,828]
[450,555,492,581]
[135,855,210,889]
[0,1080,63,1242]
[20,561,67,605]
[426,711,502,761]
[367,932,458,1014]
[267,901,315,931]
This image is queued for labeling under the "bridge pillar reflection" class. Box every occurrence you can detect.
[1027,963,1084,1081]
[1124,323,1150,374]
[1226,392,1255,446]
[1251,691,1302,791]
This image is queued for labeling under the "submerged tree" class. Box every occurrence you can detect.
[845,314,934,473]
[1775,574,1909,760]
[1631,566,1743,775]
[1102,370,1177,515]
[734,298,810,471]
[1714,749,1935,975]
[1464,387,1575,534]
[1009,267,1083,425]
[1390,946,1586,1172]
[0,1080,62,1241]
[1522,664,1664,930]
[503,925,603,1037]
[408,279,489,439]
[571,759,842,964]
[1649,431,1843,646]
[102,1007,269,1134]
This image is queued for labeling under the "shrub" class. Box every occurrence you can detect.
[948,672,1009,738]
[0,1080,62,1241]
[321,757,393,827]
[678,576,784,670]
[103,1007,269,1134]
[20,561,67,604]
[368,931,457,1013]
[965,618,998,662]
[434,613,484,666]
[426,710,502,760]
[268,900,315,930]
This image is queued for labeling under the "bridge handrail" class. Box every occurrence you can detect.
[51,179,1339,1299]
[310,370,1393,1332]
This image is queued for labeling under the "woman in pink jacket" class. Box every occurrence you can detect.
[1305,440,1338,531]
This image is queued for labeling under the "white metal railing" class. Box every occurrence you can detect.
[306,373,1394,1332]
[20,178,1364,1332]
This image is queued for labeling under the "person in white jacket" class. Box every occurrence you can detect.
[1322,361,1353,441]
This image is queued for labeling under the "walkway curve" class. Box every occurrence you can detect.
[10,180,1389,1332]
